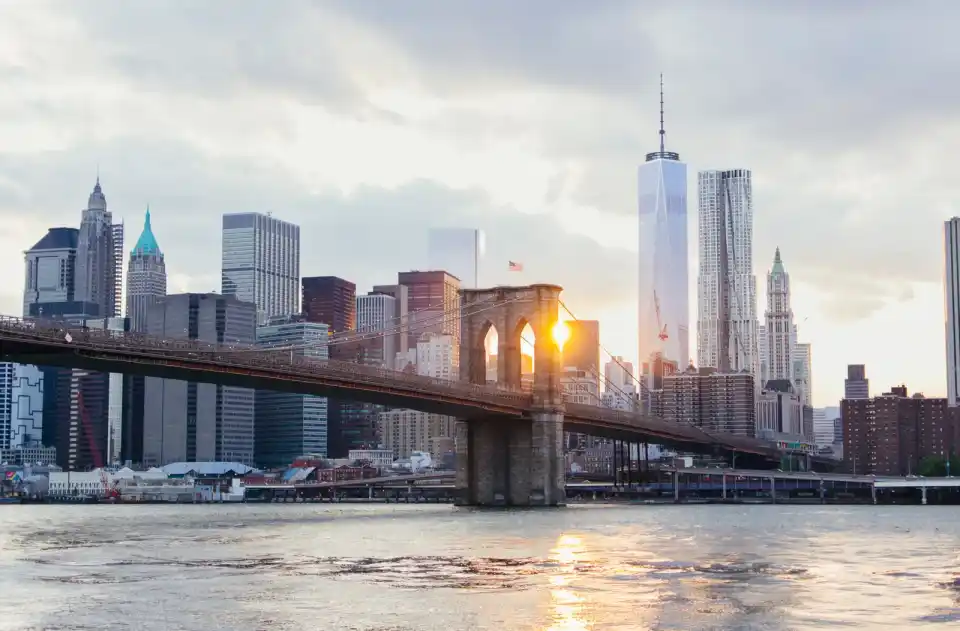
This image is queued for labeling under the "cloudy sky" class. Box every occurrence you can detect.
[1,1,956,407]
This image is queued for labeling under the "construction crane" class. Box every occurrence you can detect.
[654,291,669,341]
[77,391,119,501]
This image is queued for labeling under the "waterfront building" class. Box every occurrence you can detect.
[842,385,957,476]
[222,212,300,324]
[696,169,758,377]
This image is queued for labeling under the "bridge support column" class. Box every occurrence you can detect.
[454,411,565,507]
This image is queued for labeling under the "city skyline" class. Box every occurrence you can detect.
[0,3,956,407]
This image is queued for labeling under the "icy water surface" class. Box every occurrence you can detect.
[1,503,959,630]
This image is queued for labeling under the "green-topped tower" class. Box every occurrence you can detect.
[125,206,167,332]
[761,247,794,384]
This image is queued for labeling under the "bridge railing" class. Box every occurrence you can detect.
[0,316,533,408]
[0,316,780,453]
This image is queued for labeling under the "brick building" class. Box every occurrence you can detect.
[662,368,756,437]
[842,385,958,476]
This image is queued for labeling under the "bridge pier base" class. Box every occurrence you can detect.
[455,411,565,507]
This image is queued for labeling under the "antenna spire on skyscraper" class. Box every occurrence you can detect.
[659,73,665,154]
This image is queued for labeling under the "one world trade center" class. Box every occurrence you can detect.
[638,76,688,387]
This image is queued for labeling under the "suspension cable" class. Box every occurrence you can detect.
[557,298,724,446]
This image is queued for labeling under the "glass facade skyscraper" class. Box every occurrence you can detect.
[638,129,688,375]
[427,228,485,289]
[255,317,330,467]
[222,212,300,324]
[142,293,257,466]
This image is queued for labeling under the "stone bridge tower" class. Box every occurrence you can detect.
[455,284,565,507]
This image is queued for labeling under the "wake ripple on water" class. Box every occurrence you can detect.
[27,553,811,592]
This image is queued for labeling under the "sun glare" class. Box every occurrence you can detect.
[552,320,570,351]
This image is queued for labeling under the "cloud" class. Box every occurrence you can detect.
[0,0,957,403]
[0,137,631,319]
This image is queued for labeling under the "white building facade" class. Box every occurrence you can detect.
[416,333,456,381]
[793,342,812,408]
[945,217,960,406]
[561,368,600,405]
[221,212,300,324]
[357,292,398,367]
[697,169,758,376]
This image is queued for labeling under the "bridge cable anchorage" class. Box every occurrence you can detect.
[557,299,732,450]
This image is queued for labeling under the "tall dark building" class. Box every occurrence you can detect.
[142,293,257,466]
[397,270,460,358]
[844,364,869,399]
[302,276,356,333]
[299,276,374,456]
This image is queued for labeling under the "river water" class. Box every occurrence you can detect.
[0,504,958,630]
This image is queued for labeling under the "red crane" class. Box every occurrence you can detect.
[76,390,118,500]
[654,291,669,341]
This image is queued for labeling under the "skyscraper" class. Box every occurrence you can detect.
[762,248,794,383]
[22,227,87,319]
[302,276,356,334]
[142,293,257,466]
[357,291,398,367]
[427,228,485,289]
[563,320,601,380]
[793,342,812,408]
[75,178,123,319]
[256,316,330,466]
[221,212,300,324]
[398,270,461,364]
[697,169,758,376]
[944,217,960,405]
[638,77,689,371]
[844,364,869,400]
[126,207,167,333]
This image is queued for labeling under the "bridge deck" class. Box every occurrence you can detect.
[0,317,778,456]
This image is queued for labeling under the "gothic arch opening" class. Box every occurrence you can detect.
[481,321,499,385]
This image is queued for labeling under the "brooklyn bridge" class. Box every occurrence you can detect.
[0,283,808,507]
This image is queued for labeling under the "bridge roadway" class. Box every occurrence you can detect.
[0,317,776,457]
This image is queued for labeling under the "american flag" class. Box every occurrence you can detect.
[508,261,523,272]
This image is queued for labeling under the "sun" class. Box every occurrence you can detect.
[552,320,570,351]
